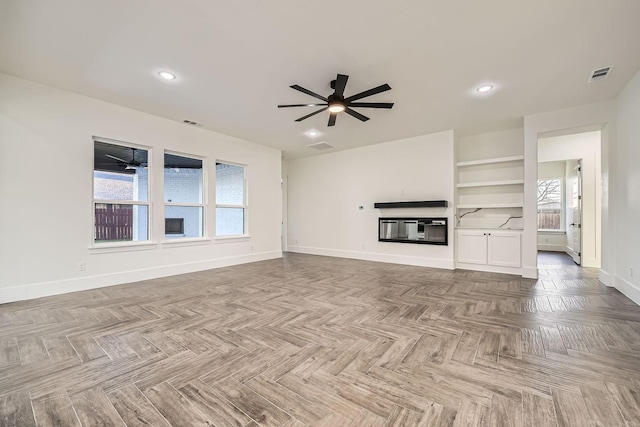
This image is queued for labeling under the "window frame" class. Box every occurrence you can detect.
[537,177,565,232]
[214,160,248,238]
[163,150,207,242]
[91,136,153,248]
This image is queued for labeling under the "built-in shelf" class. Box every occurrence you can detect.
[457,203,523,209]
[456,155,524,167]
[456,179,524,188]
[455,226,523,230]
[374,200,448,209]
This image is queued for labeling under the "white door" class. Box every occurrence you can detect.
[487,232,521,267]
[457,230,488,265]
[569,162,582,265]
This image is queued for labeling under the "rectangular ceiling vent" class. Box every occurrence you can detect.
[307,141,334,150]
[588,66,613,82]
[182,119,203,127]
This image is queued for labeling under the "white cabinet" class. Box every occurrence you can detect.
[456,230,521,273]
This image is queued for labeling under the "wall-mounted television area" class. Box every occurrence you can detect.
[378,217,448,245]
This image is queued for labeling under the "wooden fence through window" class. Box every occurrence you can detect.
[95,204,133,241]
[538,210,561,230]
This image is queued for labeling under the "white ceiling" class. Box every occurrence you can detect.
[2,0,639,159]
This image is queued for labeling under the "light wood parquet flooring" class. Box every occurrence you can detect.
[1,252,640,426]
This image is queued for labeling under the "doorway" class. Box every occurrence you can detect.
[537,131,601,269]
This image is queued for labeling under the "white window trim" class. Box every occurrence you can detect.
[215,161,248,238]
[537,177,565,232]
[163,150,207,241]
[92,137,152,248]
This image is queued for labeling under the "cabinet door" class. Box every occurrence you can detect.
[457,231,487,265]
[487,232,521,267]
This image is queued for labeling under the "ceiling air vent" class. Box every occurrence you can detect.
[588,66,613,83]
[307,141,334,150]
[182,119,202,126]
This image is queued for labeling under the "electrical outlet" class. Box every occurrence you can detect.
[545,237,549,242]
[361,244,365,249]
[631,267,634,278]
[294,239,298,244]
[78,262,86,272]
[250,245,254,251]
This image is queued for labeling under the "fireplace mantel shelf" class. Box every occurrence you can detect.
[374,200,448,209]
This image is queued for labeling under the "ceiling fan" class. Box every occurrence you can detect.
[278,74,394,127]
[105,148,146,170]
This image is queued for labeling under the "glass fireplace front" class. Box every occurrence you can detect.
[378,217,448,245]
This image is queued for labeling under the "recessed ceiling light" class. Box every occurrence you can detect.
[306,129,320,138]
[477,85,493,93]
[158,71,176,80]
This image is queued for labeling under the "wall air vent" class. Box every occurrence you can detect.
[182,119,202,126]
[588,66,613,83]
[307,141,334,150]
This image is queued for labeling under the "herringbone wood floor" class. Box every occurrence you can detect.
[1,253,640,426]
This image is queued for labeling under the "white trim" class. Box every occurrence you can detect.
[522,266,538,279]
[457,179,524,188]
[537,244,566,252]
[89,241,158,253]
[615,275,640,306]
[455,262,522,276]
[214,235,251,243]
[0,251,282,304]
[457,203,523,208]
[287,245,455,270]
[162,237,211,248]
[456,155,524,167]
[599,269,614,287]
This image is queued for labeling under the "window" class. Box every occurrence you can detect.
[164,152,205,239]
[537,178,563,231]
[215,162,246,236]
[93,139,150,244]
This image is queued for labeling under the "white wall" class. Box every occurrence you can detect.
[287,131,455,269]
[538,132,601,267]
[0,73,282,303]
[614,69,640,303]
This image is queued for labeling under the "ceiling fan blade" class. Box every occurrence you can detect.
[345,84,392,102]
[345,108,370,122]
[333,74,349,97]
[105,154,130,164]
[295,107,328,122]
[278,103,328,108]
[328,113,337,127]
[290,85,328,102]
[348,102,394,109]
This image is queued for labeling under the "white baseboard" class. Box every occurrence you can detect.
[522,266,538,279]
[287,246,455,270]
[0,251,282,304]
[456,262,522,276]
[599,269,614,287]
[537,244,565,252]
[615,275,640,306]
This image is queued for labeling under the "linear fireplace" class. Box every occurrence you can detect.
[378,217,448,245]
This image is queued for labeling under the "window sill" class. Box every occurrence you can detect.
[162,237,211,248]
[537,230,566,234]
[214,235,251,243]
[89,241,158,254]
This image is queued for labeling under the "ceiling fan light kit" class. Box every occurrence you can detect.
[278,73,394,127]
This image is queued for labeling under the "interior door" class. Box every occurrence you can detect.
[569,161,582,265]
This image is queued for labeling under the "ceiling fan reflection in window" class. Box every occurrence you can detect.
[278,74,394,127]
[105,148,147,170]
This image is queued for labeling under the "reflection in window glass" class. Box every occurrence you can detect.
[215,163,246,236]
[93,139,150,243]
